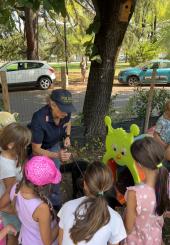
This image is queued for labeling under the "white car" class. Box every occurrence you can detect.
[0,60,56,90]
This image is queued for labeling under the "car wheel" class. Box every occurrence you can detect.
[38,77,51,90]
[127,75,139,86]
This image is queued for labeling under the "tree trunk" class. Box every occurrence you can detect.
[24,7,39,60]
[83,0,137,137]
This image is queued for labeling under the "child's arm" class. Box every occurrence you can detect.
[35,203,58,245]
[153,131,167,148]
[0,224,17,240]
[0,177,16,209]
[124,190,137,234]
[58,228,63,245]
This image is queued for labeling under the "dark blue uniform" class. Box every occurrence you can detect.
[31,105,71,149]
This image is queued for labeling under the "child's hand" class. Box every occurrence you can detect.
[5,224,17,236]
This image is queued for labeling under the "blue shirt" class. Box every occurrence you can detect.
[155,115,170,144]
[30,105,71,149]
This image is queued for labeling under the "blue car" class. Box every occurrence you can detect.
[118,59,170,86]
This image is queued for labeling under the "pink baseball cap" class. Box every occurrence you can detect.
[24,156,62,186]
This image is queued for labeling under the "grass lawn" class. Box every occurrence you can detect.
[50,62,130,77]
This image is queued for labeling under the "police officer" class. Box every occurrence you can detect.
[30,89,76,209]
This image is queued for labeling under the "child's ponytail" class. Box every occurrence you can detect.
[70,195,110,243]
[155,166,169,216]
[12,177,24,211]
[70,162,113,244]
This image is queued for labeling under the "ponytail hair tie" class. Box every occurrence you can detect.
[157,162,163,169]
[97,191,104,197]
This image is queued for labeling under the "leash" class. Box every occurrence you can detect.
[70,152,84,178]
[62,144,84,178]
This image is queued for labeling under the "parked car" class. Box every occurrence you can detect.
[0,60,56,90]
[118,59,170,86]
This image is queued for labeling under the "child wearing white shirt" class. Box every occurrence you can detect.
[58,161,126,245]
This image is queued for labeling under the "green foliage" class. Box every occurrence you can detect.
[122,0,170,62]
[108,88,170,123]
[47,0,66,17]
[0,33,26,60]
[72,113,84,126]
[16,0,41,10]
[158,0,170,58]
[90,54,102,63]
[86,16,100,35]
[127,41,158,67]
[126,88,170,119]
[85,15,102,63]
[71,137,105,162]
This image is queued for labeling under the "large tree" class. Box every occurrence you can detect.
[83,0,137,137]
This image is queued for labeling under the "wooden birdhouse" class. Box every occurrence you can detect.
[119,0,132,22]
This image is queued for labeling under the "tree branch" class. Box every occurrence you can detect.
[74,0,95,12]
[91,0,100,17]
[83,0,95,10]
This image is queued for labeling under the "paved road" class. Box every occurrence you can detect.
[0,84,162,124]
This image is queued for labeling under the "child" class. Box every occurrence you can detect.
[80,57,87,83]
[153,100,170,169]
[154,100,170,148]
[58,161,126,245]
[10,156,61,245]
[0,122,31,245]
[123,137,169,245]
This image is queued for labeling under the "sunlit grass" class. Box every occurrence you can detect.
[50,62,130,77]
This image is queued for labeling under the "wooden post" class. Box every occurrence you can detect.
[0,71,10,112]
[144,65,158,133]
[61,66,68,89]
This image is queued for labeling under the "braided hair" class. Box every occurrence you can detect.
[12,173,55,219]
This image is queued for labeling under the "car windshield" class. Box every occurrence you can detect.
[0,62,9,69]
[136,61,152,69]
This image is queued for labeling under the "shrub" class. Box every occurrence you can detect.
[108,88,170,122]
[127,41,158,67]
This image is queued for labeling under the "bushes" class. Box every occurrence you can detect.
[109,88,170,122]
[127,42,158,67]
[127,88,170,119]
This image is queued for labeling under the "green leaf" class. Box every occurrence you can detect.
[86,16,100,35]
[48,0,67,17]
[90,54,102,64]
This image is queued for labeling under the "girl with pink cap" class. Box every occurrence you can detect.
[9,156,61,245]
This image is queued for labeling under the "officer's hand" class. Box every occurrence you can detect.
[59,149,71,162]
[64,137,71,148]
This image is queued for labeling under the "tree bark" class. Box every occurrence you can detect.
[83,0,137,137]
[24,7,39,60]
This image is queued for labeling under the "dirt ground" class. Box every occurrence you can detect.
[56,72,170,95]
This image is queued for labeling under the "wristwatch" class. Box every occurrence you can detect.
[65,134,70,138]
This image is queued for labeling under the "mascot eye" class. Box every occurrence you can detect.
[112,144,117,151]
[121,148,126,156]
